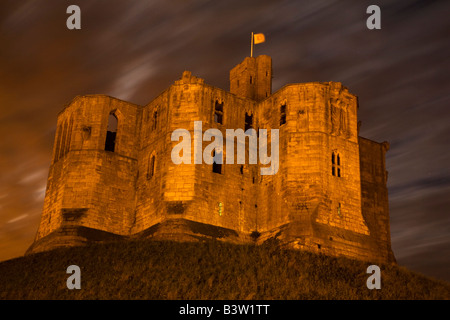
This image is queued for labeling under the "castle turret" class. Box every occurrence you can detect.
[230,55,272,101]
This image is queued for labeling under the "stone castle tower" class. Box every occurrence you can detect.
[28,55,395,263]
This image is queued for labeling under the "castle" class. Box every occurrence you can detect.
[27,55,395,263]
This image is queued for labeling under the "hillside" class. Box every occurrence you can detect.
[0,240,449,300]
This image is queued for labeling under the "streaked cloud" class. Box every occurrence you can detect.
[7,214,29,224]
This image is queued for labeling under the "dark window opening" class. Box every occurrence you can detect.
[280,103,286,126]
[105,113,118,152]
[332,152,342,178]
[245,112,253,131]
[250,76,252,84]
[214,101,224,124]
[212,150,222,174]
[148,155,156,179]
[240,165,244,174]
[152,110,158,131]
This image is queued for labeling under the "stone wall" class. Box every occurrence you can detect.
[359,137,395,262]
[35,95,141,241]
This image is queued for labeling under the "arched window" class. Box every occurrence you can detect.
[147,154,156,179]
[105,112,118,152]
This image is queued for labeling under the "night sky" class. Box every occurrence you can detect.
[1,0,449,282]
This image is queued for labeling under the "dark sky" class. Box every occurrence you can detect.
[1,0,449,282]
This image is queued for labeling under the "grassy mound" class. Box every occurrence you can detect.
[0,240,448,300]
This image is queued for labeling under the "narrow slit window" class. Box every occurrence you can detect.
[148,155,156,179]
[280,103,286,126]
[105,113,118,152]
[214,100,224,125]
[152,110,158,131]
[250,76,252,84]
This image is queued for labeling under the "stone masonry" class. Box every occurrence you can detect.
[27,55,396,263]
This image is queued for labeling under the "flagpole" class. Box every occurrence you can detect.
[250,32,254,57]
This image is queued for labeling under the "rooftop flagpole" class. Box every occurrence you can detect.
[251,32,254,57]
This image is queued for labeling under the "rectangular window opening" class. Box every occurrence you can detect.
[153,110,158,130]
[280,103,287,126]
[212,150,222,174]
[105,113,118,152]
[245,112,253,131]
[214,101,224,125]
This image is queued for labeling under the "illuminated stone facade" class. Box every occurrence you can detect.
[28,55,395,263]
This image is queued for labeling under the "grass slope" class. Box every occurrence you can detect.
[0,240,449,300]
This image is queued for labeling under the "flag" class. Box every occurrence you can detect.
[253,33,265,44]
